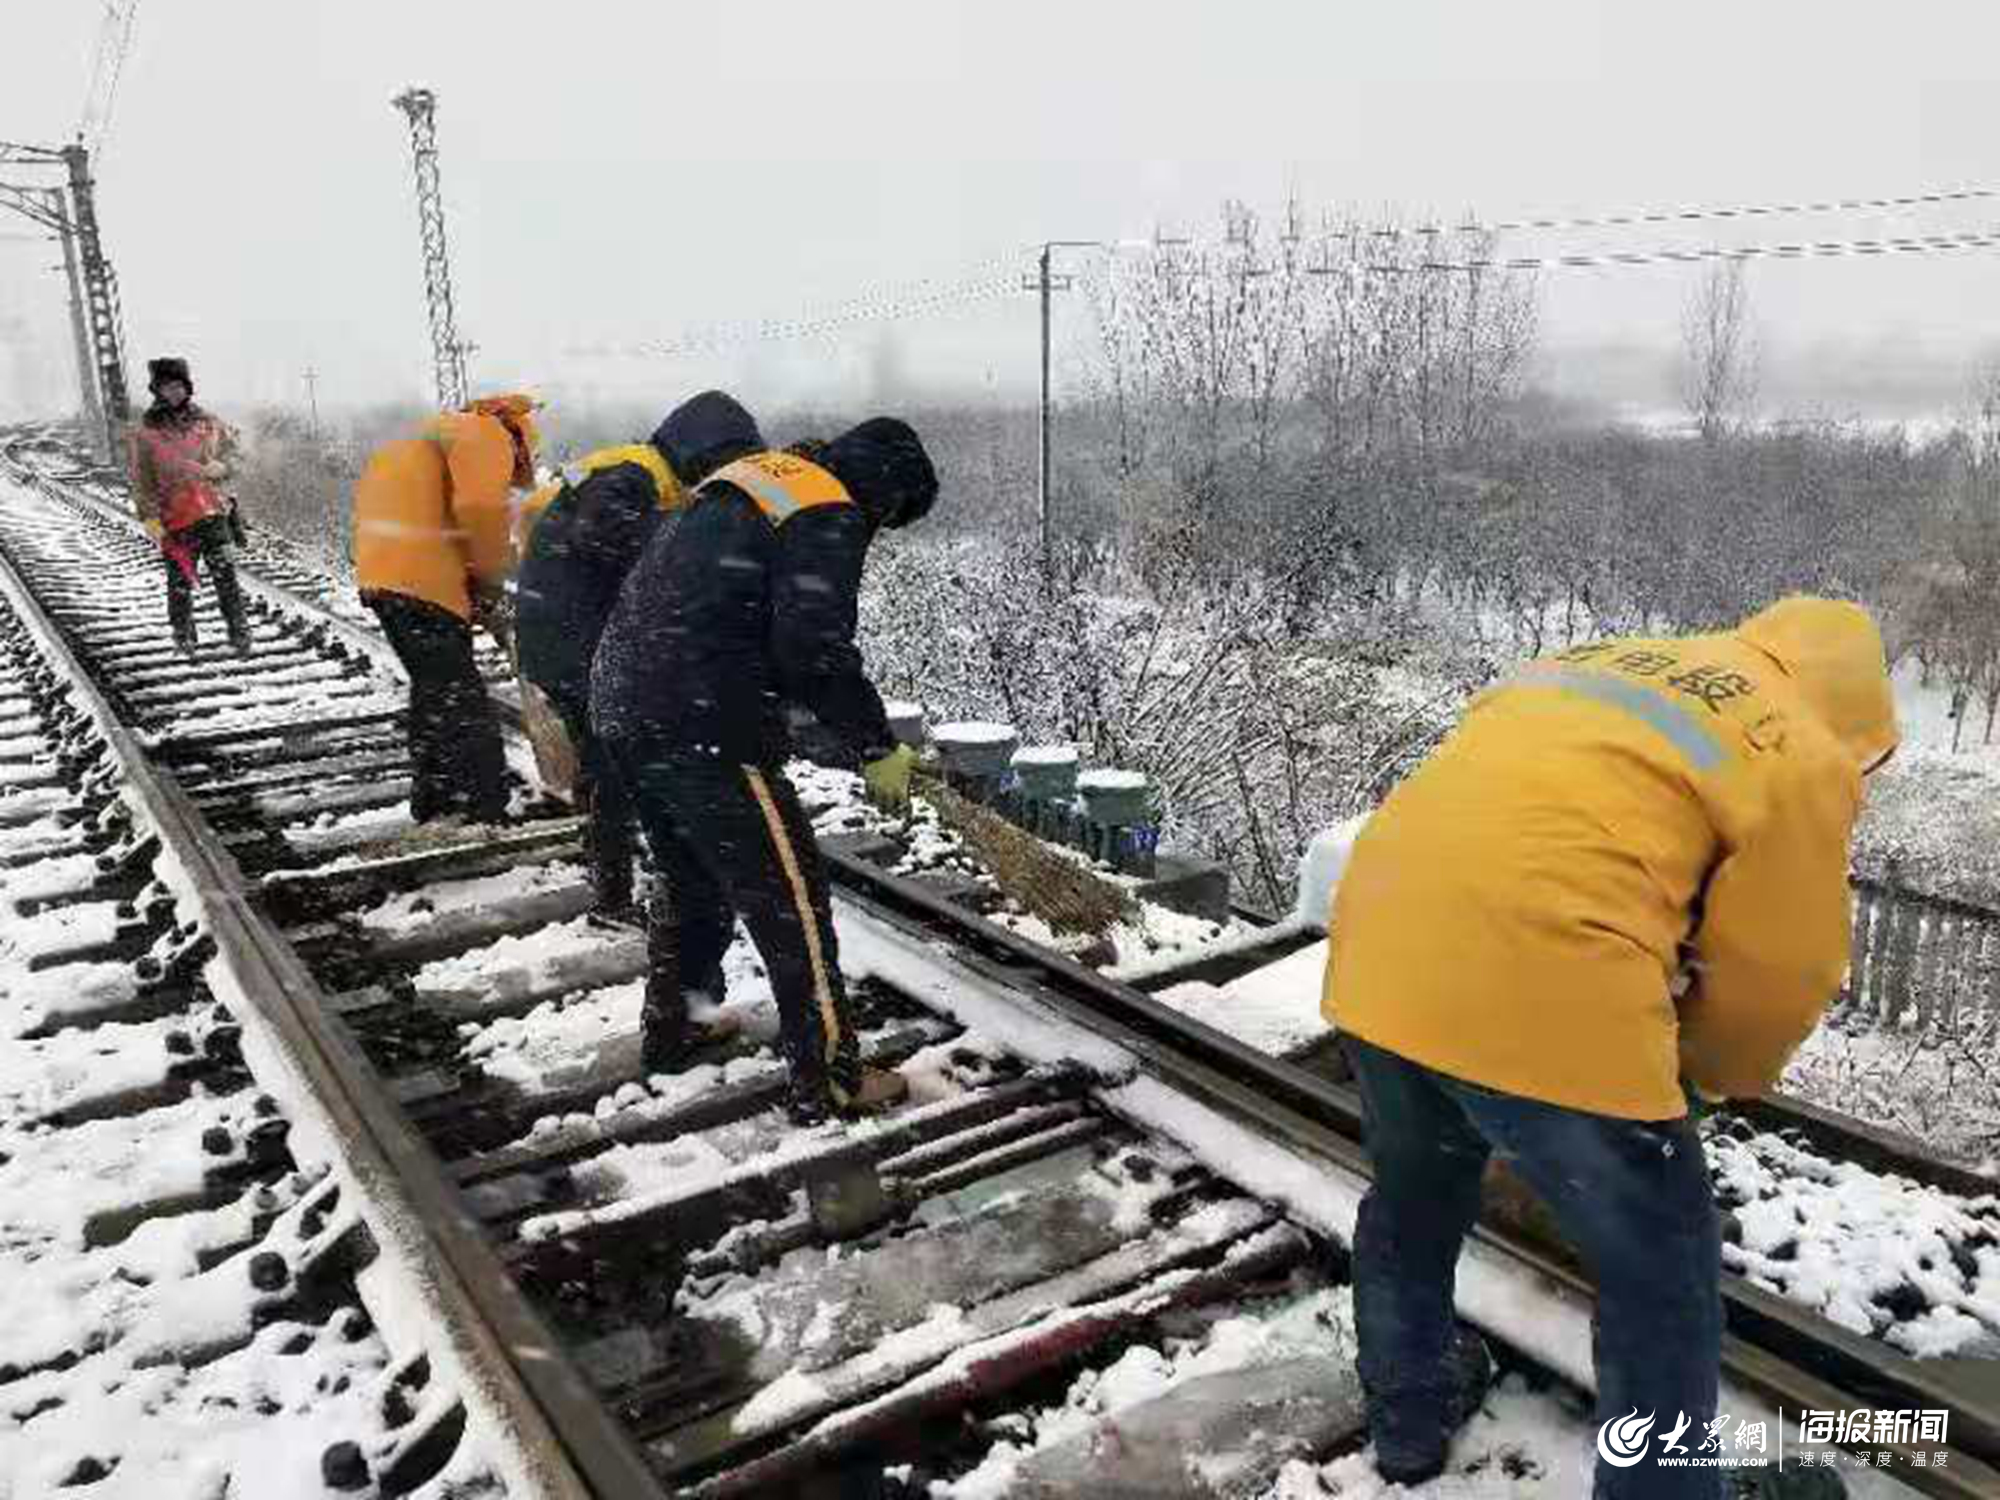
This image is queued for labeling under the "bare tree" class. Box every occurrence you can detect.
[1681,260,1758,441]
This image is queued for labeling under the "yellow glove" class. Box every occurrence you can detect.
[862,745,917,814]
[142,518,165,542]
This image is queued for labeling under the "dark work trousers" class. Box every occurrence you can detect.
[1341,1035,1722,1499]
[610,743,863,1103]
[163,515,249,650]
[548,686,636,913]
[366,591,508,825]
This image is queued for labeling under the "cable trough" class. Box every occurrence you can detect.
[2,423,1997,1497]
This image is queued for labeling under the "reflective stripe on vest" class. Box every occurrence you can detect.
[703,452,852,526]
[1510,661,1726,773]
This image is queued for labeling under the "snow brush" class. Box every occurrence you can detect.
[911,771,1136,942]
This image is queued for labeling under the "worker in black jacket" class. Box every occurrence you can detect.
[591,417,937,1117]
[515,392,763,915]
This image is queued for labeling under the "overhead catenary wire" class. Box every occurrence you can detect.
[1381,184,2000,240]
[578,249,1033,359]
[579,180,2000,361]
[1359,225,2000,275]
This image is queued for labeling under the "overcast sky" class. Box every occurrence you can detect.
[4,1,1999,431]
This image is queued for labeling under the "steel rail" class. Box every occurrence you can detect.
[820,846,2000,1496]
[0,499,666,1500]
[9,427,1997,1493]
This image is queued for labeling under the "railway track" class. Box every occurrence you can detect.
[1,422,1996,1497]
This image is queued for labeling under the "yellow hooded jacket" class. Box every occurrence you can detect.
[509,442,682,558]
[351,395,538,620]
[1323,597,1898,1120]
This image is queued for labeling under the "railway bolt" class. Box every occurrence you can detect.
[803,1146,895,1240]
[248,1251,290,1293]
[245,1118,292,1166]
[320,1441,371,1492]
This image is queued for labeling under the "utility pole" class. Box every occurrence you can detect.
[303,366,320,440]
[391,88,469,410]
[1023,243,1079,558]
[1023,237,1178,557]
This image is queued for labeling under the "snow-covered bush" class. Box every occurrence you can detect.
[862,529,1478,910]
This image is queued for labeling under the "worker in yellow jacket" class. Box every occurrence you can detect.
[1323,596,1896,1496]
[350,394,539,826]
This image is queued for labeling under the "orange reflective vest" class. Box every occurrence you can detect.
[701,450,854,524]
[351,402,534,620]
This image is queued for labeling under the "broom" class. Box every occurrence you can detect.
[911,770,1135,941]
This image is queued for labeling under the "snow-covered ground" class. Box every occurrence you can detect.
[931,1281,1597,1498]
[9,438,1983,1496]
[1820,656,2000,910]
[1709,1119,2000,1358]
[0,745,494,1493]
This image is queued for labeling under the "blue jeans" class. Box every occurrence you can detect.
[1342,1035,1722,1499]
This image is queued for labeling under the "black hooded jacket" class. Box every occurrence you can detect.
[516,392,761,717]
[590,419,938,765]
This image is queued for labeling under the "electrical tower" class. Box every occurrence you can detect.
[391,88,468,410]
[0,141,127,458]
[62,144,130,435]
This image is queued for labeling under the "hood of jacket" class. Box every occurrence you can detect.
[651,391,763,486]
[466,393,539,448]
[144,356,199,427]
[147,356,193,390]
[818,417,938,530]
[1735,596,1898,773]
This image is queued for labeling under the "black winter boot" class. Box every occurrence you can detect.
[1367,1324,1494,1486]
[639,987,741,1074]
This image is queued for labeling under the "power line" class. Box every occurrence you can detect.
[1393,184,2000,240]
[577,181,2000,362]
[1360,225,2000,275]
[582,250,1029,359]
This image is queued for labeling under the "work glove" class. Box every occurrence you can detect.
[142,518,165,542]
[862,745,917,815]
[1682,1078,1726,1125]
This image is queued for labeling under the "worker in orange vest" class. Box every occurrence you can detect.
[350,394,539,827]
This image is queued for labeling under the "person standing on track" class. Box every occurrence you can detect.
[514,390,764,918]
[128,356,250,655]
[350,393,540,829]
[1322,597,1898,1496]
[591,418,935,1115]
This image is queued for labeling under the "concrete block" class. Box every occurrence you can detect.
[1135,852,1231,924]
